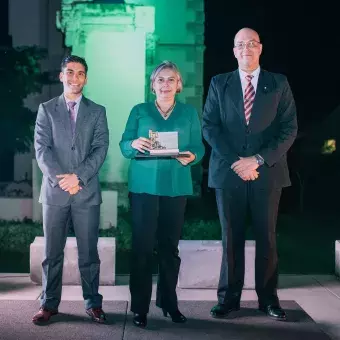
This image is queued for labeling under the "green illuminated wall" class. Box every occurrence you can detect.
[125,0,205,111]
[84,31,146,182]
[57,3,156,184]
[57,0,204,189]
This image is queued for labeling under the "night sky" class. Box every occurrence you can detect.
[0,1,9,46]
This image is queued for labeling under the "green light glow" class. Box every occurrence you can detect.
[84,31,146,182]
[322,139,336,154]
[58,1,205,187]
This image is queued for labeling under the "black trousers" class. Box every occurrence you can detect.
[216,184,282,306]
[129,192,187,314]
[40,204,102,310]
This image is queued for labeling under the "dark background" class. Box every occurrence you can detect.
[0,1,10,46]
[204,1,339,129]
[201,1,340,214]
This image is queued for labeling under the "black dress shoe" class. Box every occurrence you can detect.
[210,302,240,318]
[259,304,287,321]
[133,313,147,328]
[162,309,187,323]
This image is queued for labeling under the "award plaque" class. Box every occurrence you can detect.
[135,130,191,158]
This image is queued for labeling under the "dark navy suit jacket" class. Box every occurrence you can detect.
[202,69,298,190]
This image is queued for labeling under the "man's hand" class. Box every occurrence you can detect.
[68,184,82,195]
[175,151,196,166]
[131,137,151,153]
[231,156,259,175]
[56,173,79,191]
[238,169,259,181]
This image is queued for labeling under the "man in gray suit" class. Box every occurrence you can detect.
[33,55,109,324]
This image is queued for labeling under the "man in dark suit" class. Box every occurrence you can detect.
[202,28,297,321]
[33,55,109,324]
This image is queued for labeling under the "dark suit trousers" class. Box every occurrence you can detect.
[129,193,187,314]
[40,204,102,310]
[216,184,281,306]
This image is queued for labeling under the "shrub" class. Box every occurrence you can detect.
[0,212,222,253]
[0,219,43,252]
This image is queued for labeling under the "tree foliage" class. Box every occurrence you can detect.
[0,45,50,154]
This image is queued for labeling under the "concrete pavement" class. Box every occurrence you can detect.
[0,274,340,339]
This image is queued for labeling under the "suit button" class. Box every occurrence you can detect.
[242,145,249,150]
[246,127,251,135]
[71,146,75,150]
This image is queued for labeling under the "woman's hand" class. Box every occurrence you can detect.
[175,151,196,166]
[131,137,151,153]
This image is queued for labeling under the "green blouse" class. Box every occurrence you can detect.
[119,102,205,197]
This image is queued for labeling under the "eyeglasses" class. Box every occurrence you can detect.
[234,41,261,49]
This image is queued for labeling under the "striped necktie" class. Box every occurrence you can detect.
[244,75,255,125]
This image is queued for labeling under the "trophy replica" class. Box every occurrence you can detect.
[136,130,190,158]
[149,130,179,156]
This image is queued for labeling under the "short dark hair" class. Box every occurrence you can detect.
[61,55,88,74]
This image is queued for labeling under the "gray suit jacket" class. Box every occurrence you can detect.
[34,94,109,206]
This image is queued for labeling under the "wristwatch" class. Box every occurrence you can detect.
[255,154,264,166]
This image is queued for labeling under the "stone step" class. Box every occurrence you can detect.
[30,237,115,285]
[178,240,255,289]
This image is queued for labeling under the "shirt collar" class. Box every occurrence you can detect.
[239,66,261,80]
[64,94,82,107]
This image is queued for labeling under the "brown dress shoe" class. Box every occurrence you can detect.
[32,307,58,324]
[86,307,106,323]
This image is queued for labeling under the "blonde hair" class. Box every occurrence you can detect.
[150,60,183,94]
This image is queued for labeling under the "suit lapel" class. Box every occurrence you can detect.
[73,96,90,142]
[249,70,273,126]
[226,70,246,124]
[56,95,73,141]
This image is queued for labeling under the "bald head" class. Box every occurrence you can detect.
[234,28,260,46]
[232,27,262,73]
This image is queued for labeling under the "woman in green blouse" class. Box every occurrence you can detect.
[120,61,204,328]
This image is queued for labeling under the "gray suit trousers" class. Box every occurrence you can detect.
[40,203,102,310]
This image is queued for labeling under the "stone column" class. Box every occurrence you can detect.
[184,0,205,115]
[57,1,156,187]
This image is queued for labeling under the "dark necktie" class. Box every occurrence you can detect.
[67,101,77,135]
